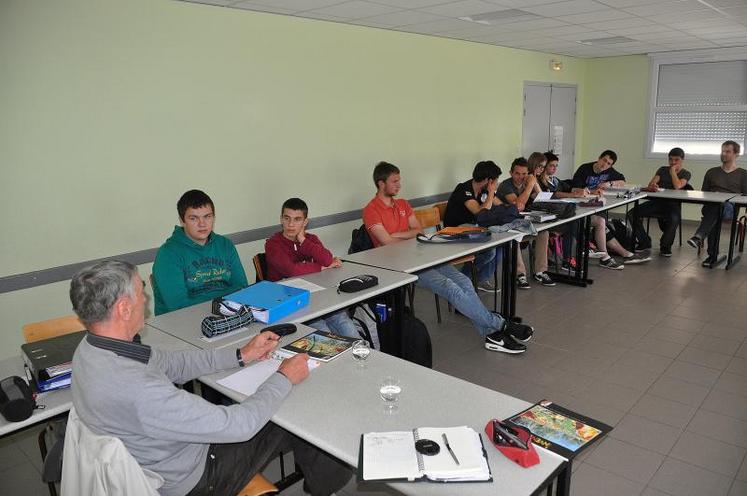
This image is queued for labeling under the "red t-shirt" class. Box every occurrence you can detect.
[362,196,414,247]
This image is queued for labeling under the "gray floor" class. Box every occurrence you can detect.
[2,224,747,496]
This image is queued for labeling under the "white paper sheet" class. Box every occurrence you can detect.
[216,350,319,397]
[280,278,325,293]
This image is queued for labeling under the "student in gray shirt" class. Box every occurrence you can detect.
[687,140,747,267]
[627,147,691,257]
[69,260,350,496]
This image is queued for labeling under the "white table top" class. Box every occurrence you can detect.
[341,231,520,274]
[201,327,566,496]
[645,189,737,203]
[0,327,194,438]
[730,195,747,206]
[147,262,417,351]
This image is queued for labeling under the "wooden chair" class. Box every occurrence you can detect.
[23,315,86,496]
[412,206,477,323]
[237,474,278,496]
[253,253,268,282]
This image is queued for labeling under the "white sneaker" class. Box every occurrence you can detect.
[587,249,606,259]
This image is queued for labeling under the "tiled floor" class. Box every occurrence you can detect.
[2,223,747,496]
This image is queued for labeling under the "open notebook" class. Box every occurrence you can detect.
[360,426,491,483]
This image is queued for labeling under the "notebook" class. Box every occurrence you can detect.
[360,426,491,483]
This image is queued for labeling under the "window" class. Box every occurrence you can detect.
[647,50,747,158]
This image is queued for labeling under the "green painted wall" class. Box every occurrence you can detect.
[0,0,589,360]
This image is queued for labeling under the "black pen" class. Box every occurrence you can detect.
[442,433,460,465]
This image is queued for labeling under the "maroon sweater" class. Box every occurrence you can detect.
[265,232,334,282]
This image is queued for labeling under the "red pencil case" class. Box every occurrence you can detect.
[485,419,539,468]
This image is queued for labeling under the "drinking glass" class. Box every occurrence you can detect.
[379,376,401,409]
[351,340,371,364]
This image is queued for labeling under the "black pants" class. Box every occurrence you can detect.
[627,200,680,250]
[187,422,352,496]
[695,202,734,258]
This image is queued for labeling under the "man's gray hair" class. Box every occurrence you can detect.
[70,260,139,327]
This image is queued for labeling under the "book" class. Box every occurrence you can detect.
[506,399,612,460]
[216,348,320,397]
[21,331,86,392]
[281,330,357,362]
[225,280,310,323]
[359,426,491,482]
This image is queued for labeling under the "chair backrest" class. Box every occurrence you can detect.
[22,315,86,344]
[414,206,441,230]
[61,407,163,496]
[253,253,268,282]
[434,202,448,223]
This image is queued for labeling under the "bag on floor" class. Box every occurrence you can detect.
[401,307,433,368]
[609,218,633,251]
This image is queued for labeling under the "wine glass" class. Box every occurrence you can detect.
[379,376,401,410]
[351,340,371,365]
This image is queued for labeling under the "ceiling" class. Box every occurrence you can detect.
[179,0,747,58]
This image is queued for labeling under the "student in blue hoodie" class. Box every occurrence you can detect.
[153,190,248,315]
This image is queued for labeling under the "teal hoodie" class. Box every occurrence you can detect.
[152,226,248,315]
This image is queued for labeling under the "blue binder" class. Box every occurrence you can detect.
[225,281,310,324]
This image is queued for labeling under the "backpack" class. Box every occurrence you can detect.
[400,307,433,368]
[348,224,373,254]
[475,204,521,227]
[610,218,633,250]
[531,201,577,219]
[348,303,380,350]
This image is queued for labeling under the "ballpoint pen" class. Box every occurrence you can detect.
[442,433,460,465]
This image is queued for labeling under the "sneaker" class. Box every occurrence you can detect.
[599,257,624,270]
[560,258,577,272]
[660,247,672,257]
[516,274,531,290]
[477,280,500,293]
[504,319,534,343]
[687,236,702,249]
[702,255,718,268]
[587,249,606,259]
[623,252,651,264]
[485,330,527,354]
[533,272,556,287]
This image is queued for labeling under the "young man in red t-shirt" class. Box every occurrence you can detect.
[265,197,359,338]
[362,161,535,354]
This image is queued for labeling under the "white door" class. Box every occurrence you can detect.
[522,83,577,180]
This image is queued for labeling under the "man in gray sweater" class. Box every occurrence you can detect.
[69,260,350,495]
[687,140,747,267]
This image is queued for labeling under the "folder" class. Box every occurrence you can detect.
[225,281,310,324]
[21,331,86,392]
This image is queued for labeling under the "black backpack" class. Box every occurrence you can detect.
[400,307,433,368]
[610,218,634,251]
[531,201,577,219]
[348,224,373,254]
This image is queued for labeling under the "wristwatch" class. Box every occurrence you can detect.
[236,348,245,367]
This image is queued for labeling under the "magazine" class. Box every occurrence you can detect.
[506,399,612,460]
[281,330,357,362]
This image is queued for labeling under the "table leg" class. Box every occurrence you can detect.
[556,461,572,496]
[726,204,742,270]
[630,199,639,253]
[509,239,520,321]
[709,203,727,268]
[501,242,511,317]
[552,215,593,287]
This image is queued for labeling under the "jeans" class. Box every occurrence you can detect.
[462,248,501,283]
[627,200,680,250]
[417,264,505,337]
[695,202,734,257]
[308,310,360,339]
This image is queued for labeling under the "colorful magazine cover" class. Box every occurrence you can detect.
[281,330,357,362]
[506,399,612,460]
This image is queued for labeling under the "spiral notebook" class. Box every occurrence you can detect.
[359,426,491,483]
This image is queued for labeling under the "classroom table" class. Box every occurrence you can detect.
[147,262,417,356]
[645,190,738,268]
[726,195,747,270]
[341,231,522,318]
[200,325,571,496]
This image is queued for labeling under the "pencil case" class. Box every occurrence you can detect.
[484,420,539,468]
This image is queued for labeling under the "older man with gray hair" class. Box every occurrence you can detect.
[69,260,350,496]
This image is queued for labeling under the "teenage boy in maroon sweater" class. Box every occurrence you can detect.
[265,197,359,338]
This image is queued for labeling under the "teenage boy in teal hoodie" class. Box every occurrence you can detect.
[153,190,248,315]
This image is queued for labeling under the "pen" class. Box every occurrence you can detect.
[442,433,460,465]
